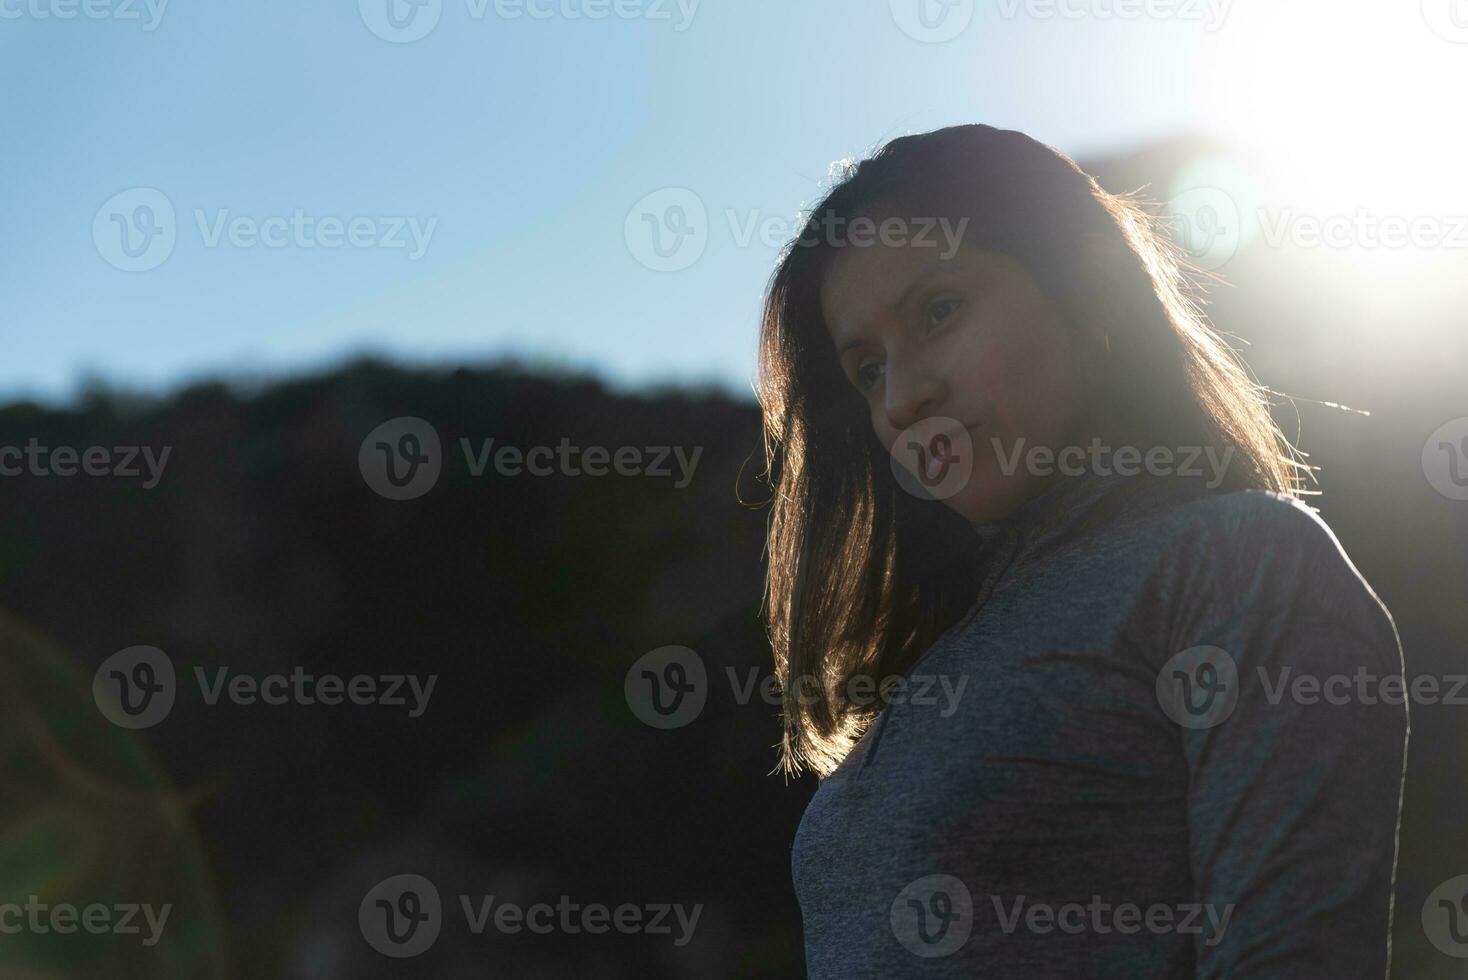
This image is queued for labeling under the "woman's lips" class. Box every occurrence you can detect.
[920,423,986,478]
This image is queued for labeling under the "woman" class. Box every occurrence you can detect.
[757,124,1408,978]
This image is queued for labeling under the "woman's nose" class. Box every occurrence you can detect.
[883,358,946,431]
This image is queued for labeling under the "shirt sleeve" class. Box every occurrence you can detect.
[1156,491,1408,979]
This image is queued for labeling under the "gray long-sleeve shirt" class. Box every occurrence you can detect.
[791,470,1409,978]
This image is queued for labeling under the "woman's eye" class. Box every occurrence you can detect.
[855,361,883,389]
[925,297,961,329]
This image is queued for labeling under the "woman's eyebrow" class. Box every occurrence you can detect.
[890,263,946,314]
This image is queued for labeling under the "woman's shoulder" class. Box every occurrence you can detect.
[1122,482,1349,563]
[1107,481,1390,619]
[1039,482,1404,703]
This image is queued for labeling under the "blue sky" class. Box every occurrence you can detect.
[3,0,1457,405]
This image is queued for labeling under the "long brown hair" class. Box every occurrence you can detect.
[755,124,1303,778]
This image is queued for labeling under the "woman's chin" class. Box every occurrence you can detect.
[945,467,1044,525]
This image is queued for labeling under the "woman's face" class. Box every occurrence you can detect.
[820,219,1095,524]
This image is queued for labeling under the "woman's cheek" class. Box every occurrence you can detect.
[871,411,899,456]
[952,347,1005,425]
[987,325,1076,440]
[1023,335,1088,443]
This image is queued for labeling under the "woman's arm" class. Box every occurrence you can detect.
[1159,492,1409,978]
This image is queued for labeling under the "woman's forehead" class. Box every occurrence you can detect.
[823,241,953,310]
